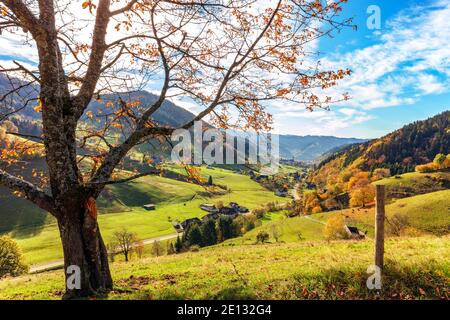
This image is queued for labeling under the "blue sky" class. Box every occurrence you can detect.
[0,0,448,139]
[271,0,450,138]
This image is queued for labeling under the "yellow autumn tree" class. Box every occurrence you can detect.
[323,215,349,240]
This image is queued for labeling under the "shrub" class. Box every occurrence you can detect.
[416,153,450,172]
[233,214,259,235]
[271,225,282,242]
[243,214,258,232]
[433,153,446,166]
[265,201,278,212]
[386,214,410,237]
[135,239,145,259]
[190,245,201,252]
[151,240,164,257]
[416,162,439,173]
[215,200,224,209]
[371,168,391,181]
[323,216,349,240]
[252,207,267,219]
[0,236,28,278]
[106,242,117,262]
[167,242,176,255]
[311,206,322,214]
[400,226,424,237]
[256,231,270,243]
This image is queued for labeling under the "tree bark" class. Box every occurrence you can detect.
[57,198,112,299]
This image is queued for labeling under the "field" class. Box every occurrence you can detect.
[222,189,450,247]
[3,166,284,265]
[311,190,450,237]
[0,236,448,300]
[225,215,325,245]
[1,162,449,300]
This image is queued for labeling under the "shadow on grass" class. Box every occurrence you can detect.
[0,187,53,238]
[278,260,448,300]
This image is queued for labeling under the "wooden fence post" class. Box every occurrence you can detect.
[374,185,386,269]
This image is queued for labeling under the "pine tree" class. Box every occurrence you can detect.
[217,216,235,241]
[175,235,183,253]
[186,224,203,247]
[167,242,176,255]
[200,219,218,246]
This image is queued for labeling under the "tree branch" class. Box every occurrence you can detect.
[0,0,41,34]
[0,169,57,216]
[88,169,161,186]
[73,0,112,118]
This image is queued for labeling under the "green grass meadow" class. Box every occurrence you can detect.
[1,236,448,300]
[5,166,284,265]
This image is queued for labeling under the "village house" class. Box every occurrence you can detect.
[172,222,183,233]
[201,212,220,222]
[345,225,366,240]
[199,204,219,213]
[143,204,156,211]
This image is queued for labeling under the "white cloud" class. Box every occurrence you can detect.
[320,0,450,109]
[272,0,450,136]
[416,73,445,95]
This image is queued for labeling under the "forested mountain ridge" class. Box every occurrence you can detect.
[278,135,366,161]
[314,111,450,177]
[2,75,365,161]
[0,73,197,129]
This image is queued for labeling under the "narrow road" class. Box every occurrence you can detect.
[293,183,301,201]
[301,215,325,225]
[29,233,180,273]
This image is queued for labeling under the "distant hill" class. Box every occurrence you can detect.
[278,135,366,161]
[2,75,367,162]
[0,75,197,129]
[314,111,450,176]
[85,91,197,128]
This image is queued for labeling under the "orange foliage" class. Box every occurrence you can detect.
[416,153,450,172]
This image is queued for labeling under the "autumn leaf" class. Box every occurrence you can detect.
[34,97,43,113]
[82,1,96,14]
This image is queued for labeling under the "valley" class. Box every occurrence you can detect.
[1,93,449,300]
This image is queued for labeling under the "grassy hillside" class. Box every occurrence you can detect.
[374,171,450,199]
[1,236,448,300]
[7,167,284,265]
[225,215,325,245]
[0,166,205,235]
[224,189,450,247]
[312,189,450,237]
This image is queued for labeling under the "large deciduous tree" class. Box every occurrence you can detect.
[0,0,351,298]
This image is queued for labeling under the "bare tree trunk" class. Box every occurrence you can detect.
[57,199,112,299]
